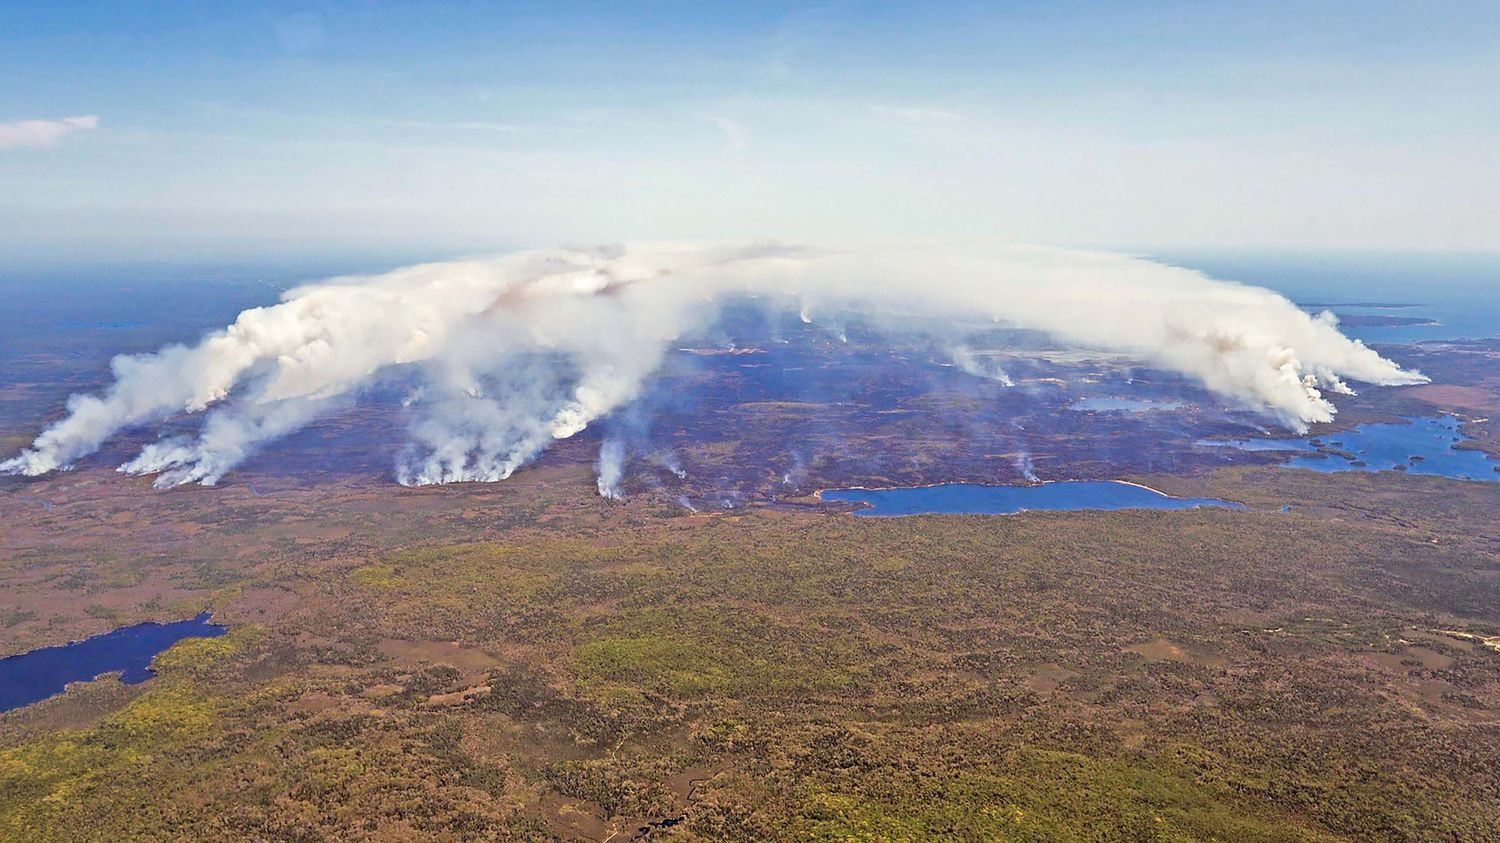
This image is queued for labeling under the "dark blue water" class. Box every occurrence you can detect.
[0,612,226,713]
[820,481,1239,516]
[1203,415,1499,482]
[1162,252,1500,344]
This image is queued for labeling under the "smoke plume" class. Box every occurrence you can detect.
[948,345,1015,387]
[2,241,1425,489]
[596,437,627,500]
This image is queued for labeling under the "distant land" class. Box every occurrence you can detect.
[1299,301,1422,309]
[1295,302,1439,328]
[1331,313,1441,328]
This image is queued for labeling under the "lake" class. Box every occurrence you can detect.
[819,481,1240,516]
[1202,415,1499,482]
[0,612,227,713]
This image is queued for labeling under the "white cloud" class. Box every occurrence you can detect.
[0,115,100,150]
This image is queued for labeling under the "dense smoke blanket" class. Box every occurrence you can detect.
[2,242,1423,488]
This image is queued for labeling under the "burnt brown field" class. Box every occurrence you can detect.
[2,306,1499,841]
[3,448,1500,840]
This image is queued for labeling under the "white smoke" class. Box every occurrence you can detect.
[119,395,334,487]
[2,241,1426,487]
[947,345,1015,387]
[655,450,687,479]
[1014,450,1039,483]
[782,450,809,486]
[596,437,626,499]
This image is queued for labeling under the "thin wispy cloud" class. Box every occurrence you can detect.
[696,114,750,151]
[0,115,100,150]
[870,104,962,122]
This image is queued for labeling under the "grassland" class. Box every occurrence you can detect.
[1,458,1497,841]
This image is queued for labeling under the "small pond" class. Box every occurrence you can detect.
[0,612,227,713]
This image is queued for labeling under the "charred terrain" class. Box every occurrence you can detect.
[2,281,1499,841]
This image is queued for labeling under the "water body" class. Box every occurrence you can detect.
[1069,397,1186,413]
[1161,252,1500,343]
[0,612,227,713]
[820,481,1239,516]
[1202,415,1500,482]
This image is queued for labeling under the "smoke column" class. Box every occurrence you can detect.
[948,345,1015,387]
[2,241,1425,489]
[596,437,627,500]
[1014,451,1039,483]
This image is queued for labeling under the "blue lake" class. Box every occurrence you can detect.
[0,612,226,713]
[1203,415,1500,482]
[820,481,1240,516]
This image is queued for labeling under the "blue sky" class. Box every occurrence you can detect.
[2,1,1497,264]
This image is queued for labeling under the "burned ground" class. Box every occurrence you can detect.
[2,456,1498,841]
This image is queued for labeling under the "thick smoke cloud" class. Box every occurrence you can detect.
[2,242,1425,490]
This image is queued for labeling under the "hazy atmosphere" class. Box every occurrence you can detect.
[3,1,1499,264]
[3,5,1499,842]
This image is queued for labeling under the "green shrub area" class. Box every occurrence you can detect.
[1,467,1496,840]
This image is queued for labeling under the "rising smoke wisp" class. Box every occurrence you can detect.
[1,241,1425,490]
[595,437,627,500]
